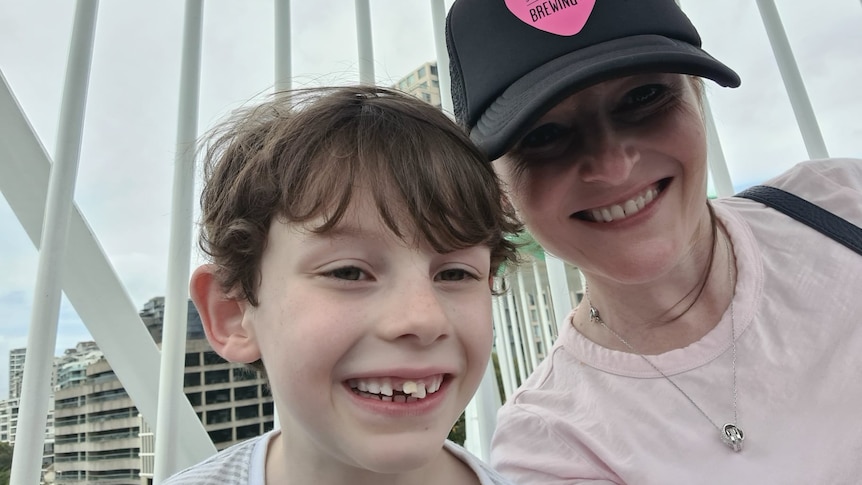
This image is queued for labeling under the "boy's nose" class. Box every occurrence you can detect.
[377,280,450,346]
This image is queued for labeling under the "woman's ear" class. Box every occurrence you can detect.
[189,264,261,364]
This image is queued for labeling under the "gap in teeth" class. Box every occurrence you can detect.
[348,376,442,400]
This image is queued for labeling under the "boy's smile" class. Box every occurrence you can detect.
[348,374,446,401]
[239,194,494,480]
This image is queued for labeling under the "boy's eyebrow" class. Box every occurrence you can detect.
[302,224,378,241]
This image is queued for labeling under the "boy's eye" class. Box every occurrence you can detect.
[436,268,476,282]
[326,266,366,281]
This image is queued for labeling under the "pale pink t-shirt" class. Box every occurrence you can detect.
[491,159,862,484]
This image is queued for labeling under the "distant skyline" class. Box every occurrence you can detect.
[1,0,861,397]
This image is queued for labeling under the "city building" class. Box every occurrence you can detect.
[3,346,58,480]
[55,342,103,391]
[392,61,441,109]
[9,347,26,400]
[52,297,273,485]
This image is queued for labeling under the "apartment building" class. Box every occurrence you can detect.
[52,297,273,485]
[393,61,441,109]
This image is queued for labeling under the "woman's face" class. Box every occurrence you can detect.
[496,73,712,284]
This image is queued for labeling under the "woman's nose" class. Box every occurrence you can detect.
[578,128,640,186]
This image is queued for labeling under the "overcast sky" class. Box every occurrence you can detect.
[1,0,860,397]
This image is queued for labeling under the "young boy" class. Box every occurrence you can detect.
[164,86,522,484]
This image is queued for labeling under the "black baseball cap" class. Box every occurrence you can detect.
[446,0,741,159]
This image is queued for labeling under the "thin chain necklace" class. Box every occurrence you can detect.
[585,230,744,452]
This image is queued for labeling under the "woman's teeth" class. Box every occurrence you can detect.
[587,186,658,222]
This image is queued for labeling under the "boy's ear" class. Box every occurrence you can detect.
[190,264,261,364]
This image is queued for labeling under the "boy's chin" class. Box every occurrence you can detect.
[348,429,452,475]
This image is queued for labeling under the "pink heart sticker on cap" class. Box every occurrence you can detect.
[505,0,596,37]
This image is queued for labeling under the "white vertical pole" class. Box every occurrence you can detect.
[675,0,735,197]
[516,271,539,371]
[273,14,291,412]
[754,0,829,159]
[531,260,555,356]
[355,0,375,84]
[492,300,514,399]
[703,98,735,197]
[153,1,204,482]
[504,290,528,382]
[544,254,573,329]
[495,297,519,391]
[429,0,453,114]
[463,358,501,462]
[10,2,98,484]
[274,0,292,91]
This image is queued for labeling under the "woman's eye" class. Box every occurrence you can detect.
[520,123,567,150]
[436,268,475,282]
[619,84,669,111]
[326,266,366,281]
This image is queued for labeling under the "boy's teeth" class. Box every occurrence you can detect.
[350,375,443,400]
[402,381,417,394]
[413,382,426,399]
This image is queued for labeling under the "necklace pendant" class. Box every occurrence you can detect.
[589,305,602,324]
[721,423,744,452]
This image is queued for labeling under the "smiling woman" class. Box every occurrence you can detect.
[447,0,862,483]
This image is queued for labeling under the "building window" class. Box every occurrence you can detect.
[205,388,231,405]
[232,367,257,381]
[418,66,426,78]
[262,401,274,417]
[207,427,233,444]
[185,392,202,406]
[204,369,230,385]
[235,404,259,421]
[184,372,201,387]
[206,408,231,425]
[236,424,260,441]
[234,385,258,401]
[430,65,437,75]
[185,352,201,367]
[204,351,227,365]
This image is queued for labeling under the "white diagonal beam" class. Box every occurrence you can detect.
[0,69,216,473]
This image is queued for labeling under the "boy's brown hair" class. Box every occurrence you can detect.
[197,85,522,310]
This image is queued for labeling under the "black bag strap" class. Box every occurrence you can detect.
[735,185,862,256]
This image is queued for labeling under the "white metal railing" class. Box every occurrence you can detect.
[10,2,98,484]
[152,1,204,481]
[2,0,847,482]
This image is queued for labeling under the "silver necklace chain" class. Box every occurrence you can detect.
[586,230,744,452]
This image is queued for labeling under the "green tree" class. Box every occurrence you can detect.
[447,412,466,446]
[0,441,12,485]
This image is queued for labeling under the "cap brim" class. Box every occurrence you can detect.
[473,34,740,160]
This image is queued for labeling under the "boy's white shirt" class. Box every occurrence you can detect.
[165,428,515,484]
